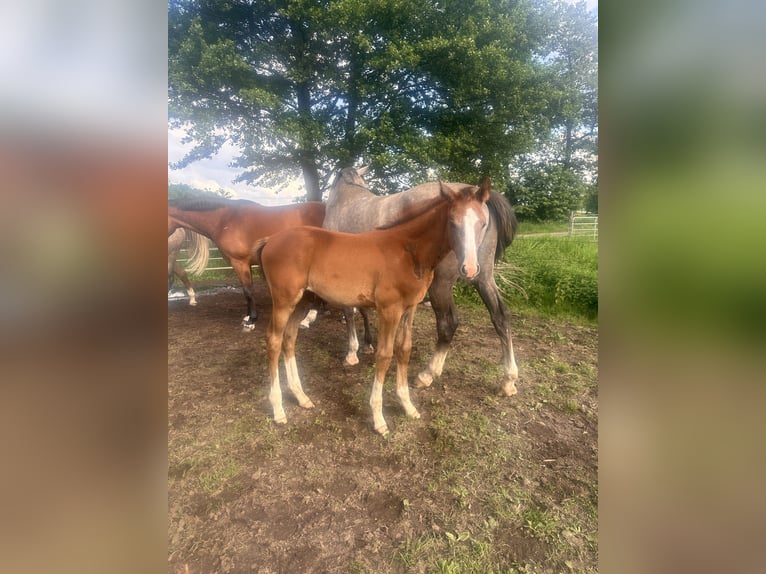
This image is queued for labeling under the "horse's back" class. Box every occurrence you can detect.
[235,201,326,238]
[324,181,441,233]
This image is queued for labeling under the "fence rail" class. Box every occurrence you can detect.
[177,243,235,272]
[177,215,599,272]
[569,212,598,239]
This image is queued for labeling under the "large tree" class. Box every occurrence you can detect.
[506,0,598,218]
[169,0,557,199]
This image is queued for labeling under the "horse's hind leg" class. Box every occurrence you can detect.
[416,277,458,388]
[342,306,360,366]
[394,306,420,419]
[266,304,291,424]
[174,261,197,306]
[474,276,519,396]
[359,307,375,354]
[282,298,315,410]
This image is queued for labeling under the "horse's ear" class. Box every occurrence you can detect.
[357,165,369,176]
[439,181,458,200]
[478,176,491,202]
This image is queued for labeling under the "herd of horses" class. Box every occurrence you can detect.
[168,167,519,436]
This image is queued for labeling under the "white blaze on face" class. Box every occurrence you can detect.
[459,207,482,279]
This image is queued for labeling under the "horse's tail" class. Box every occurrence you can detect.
[184,229,211,276]
[487,190,519,263]
[252,237,269,267]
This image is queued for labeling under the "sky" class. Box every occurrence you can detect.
[168,127,307,205]
[167,0,598,205]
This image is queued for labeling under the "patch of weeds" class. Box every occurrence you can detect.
[485,485,529,522]
[394,532,437,570]
[198,460,241,495]
[562,398,580,413]
[521,507,560,544]
[450,484,471,510]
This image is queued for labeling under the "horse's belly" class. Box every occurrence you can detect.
[307,276,375,308]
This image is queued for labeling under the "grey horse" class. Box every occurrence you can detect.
[323,167,520,396]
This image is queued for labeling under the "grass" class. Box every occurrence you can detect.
[169,226,598,573]
[515,220,570,235]
[495,235,597,320]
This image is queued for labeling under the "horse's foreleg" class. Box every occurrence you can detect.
[282,301,315,410]
[394,307,420,419]
[343,307,360,366]
[370,310,398,436]
[416,281,458,388]
[475,277,519,396]
[232,261,257,330]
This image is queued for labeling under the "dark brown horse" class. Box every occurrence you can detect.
[324,167,519,396]
[254,180,491,435]
[168,197,325,329]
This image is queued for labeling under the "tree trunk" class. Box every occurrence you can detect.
[301,159,321,201]
[343,55,361,165]
[291,19,322,201]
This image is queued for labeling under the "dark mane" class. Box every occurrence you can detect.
[169,197,257,211]
[487,190,518,262]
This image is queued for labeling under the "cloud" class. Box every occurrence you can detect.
[168,128,305,205]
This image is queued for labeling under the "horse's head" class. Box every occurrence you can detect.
[440,178,491,280]
[332,166,370,192]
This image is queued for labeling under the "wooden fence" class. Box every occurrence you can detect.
[177,214,599,273]
[569,211,598,239]
[177,242,234,272]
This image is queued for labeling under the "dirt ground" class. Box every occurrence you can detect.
[168,280,598,573]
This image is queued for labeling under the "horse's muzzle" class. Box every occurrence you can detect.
[460,263,480,280]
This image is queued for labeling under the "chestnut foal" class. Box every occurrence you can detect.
[255,180,491,435]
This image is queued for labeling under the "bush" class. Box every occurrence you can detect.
[507,164,587,222]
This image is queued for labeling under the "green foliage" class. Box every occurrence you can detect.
[507,164,587,222]
[168,181,232,200]
[583,180,598,214]
[167,0,584,194]
[492,236,598,320]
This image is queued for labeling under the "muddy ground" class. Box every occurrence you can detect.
[168,280,598,573]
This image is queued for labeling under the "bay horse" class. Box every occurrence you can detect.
[254,180,491,435]
[167,227,208,306]
[168,197,325,329]
[323,167,519,396]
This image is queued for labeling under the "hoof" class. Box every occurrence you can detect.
[274,416,287,425]
[415,372,433,388]
[344,354,360,367]
[374,424,390,437]
[363,345,375,355]
[299,399,315,410]
[402,408,421,420]
[189,300,198,306]
[502,381,518,396]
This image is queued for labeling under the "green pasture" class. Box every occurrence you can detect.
[456,234,598,321]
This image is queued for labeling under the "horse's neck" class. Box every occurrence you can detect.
[392,200,452,271]
[168,208,224,239]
